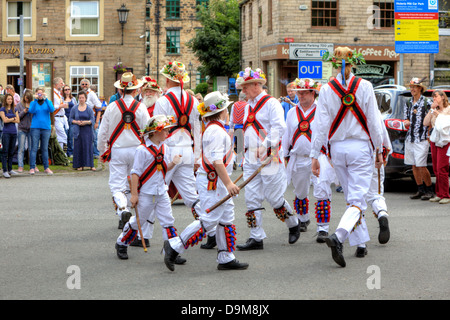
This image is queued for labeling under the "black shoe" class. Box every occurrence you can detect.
[130,237,150,247]
[175,256,187,265]
[421,186,434,201]
[200,235,217,249]
[163,240,179,271]
[115,243,128,260]
[410,185,425,199]
[236,238,263,251]
[118,211,132,229]
[378,216,390,244]
[288,223,301,244]
[316,231,328,243]
[325,234,346,267]
[355,247,368,258]
[217,259,249,270]
[299,220,310,232]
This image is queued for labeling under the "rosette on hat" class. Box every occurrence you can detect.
[114,72,144,90]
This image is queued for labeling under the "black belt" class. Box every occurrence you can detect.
[55,115,65,117]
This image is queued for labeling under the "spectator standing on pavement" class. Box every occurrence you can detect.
[16,90,34,173]
[0,93,20,178]
[424,90,450,204]
[403,77,433,200]
[5,85,20,106]
[70,91,96,171]
[279,82,298,120]
[63,85,77,157]
[29,87,55,175]
[80,79,102,158]
[53,78,69,150]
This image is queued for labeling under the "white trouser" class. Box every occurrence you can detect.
[117,192,175,245]
[243,159,298,241]
[164,145,200,210]
[288,154,334,232]
[366,155,389,219]
[54,116,68,147]
[109,146,136,219]
[330,139,372,247]
[169,174,236,264]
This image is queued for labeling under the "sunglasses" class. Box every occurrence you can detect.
[81,83,88,86]
[64,89,71,91]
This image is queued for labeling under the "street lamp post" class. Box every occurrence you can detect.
[117,4,129,46]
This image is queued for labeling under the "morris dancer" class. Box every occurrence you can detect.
[163,92,248,271]
[365,112,392,245]
[116,115,183,260]
[234,67,301,251]
[141,76,162,117]
[282,78,337,243]
[153,61,203,220]
[98,72,150,229]
[312,47,384,266]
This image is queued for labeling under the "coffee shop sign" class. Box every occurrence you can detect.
[351,47,400,60]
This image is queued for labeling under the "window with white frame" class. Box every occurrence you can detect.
[7,1,32,37]
[70,65,99,96]
[70,1,99,36]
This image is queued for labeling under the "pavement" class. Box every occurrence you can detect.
[1,166,449,302]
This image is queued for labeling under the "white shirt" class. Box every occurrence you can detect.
[244,91,286,157]
[198,120,235,177]
[97,94,150,155]
[53,88,65,116]
[282,102,317,158]
[310,73,383,158]
[153,87,201,161]
[131,137,170,195]
[86,89,102,111]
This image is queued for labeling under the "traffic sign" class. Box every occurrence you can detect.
[289,43,334,60]
[298,61,323,79]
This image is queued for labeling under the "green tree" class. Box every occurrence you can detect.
[187,0,240,78]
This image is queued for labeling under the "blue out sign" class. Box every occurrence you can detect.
[298,61,322,79]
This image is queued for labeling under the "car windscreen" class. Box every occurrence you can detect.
[393,95,410,119]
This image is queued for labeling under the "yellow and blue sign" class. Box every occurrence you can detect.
[394,0,439,53]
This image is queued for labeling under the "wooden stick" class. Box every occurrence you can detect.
[134,205,147,253]
[205,155,273,213]
[376,147,381,194]
[170,191,180,205]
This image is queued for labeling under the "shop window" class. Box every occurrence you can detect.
[166,30,180,54]
[70,65,99,96]
[166,0,180,19]
[372,0,394,28]
[311,0,338,28]
[439,0,450,35]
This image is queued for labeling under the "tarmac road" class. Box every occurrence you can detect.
[1,166,449,302]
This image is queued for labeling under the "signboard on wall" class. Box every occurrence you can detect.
[394,0,439,53]
[289,43,334,60]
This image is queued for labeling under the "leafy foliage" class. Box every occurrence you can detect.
[187,0,240,78]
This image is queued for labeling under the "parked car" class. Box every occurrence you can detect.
[373,85,450,181]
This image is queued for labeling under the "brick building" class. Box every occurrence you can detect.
[239,0,450,98]
[0,0,149,101]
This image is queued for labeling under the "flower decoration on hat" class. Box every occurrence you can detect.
[322,47,366,69]
[236,67,267,88]
[292,78,322,92]
[142,76,162,93]
[197,92,231,117]
[160,61,190,84]
[143,115,177,134]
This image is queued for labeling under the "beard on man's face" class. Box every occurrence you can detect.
[143,94,158,107]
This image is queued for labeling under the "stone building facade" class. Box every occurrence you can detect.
[0,0,148,101]
[239,0,450,97]
[145,0,203,90]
